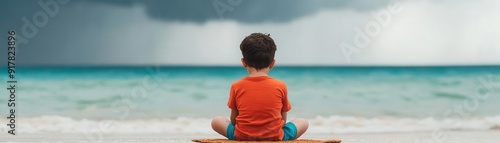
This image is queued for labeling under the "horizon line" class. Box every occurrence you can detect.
[2,64,500,68]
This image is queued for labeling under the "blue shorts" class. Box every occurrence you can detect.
[226,122,297,141]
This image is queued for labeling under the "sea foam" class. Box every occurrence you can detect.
[2,115,499,134]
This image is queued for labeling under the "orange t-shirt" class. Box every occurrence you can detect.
[227,76,292,141]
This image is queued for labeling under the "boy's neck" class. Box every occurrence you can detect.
[246,67,270,77]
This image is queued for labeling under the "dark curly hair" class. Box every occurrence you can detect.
[239,33,277,70]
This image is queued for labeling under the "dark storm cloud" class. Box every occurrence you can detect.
[1,0,393,24]
[0,0,392,66]
[83,0,392,23]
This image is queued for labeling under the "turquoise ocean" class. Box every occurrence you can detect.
[1,66,500,134]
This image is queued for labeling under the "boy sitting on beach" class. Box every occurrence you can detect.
[211,33,309,141]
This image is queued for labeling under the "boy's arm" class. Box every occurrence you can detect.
[230,109,238,125]
[281,111,287,122]
[281,83,290,122]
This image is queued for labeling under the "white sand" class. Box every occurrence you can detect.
[1,131,500,143]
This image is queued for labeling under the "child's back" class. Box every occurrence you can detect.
[228,76,290,140]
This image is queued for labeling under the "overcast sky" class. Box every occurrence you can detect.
[1,0,499,66]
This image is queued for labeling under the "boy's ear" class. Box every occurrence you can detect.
[269,59,275,69]
[241,58,248,67]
